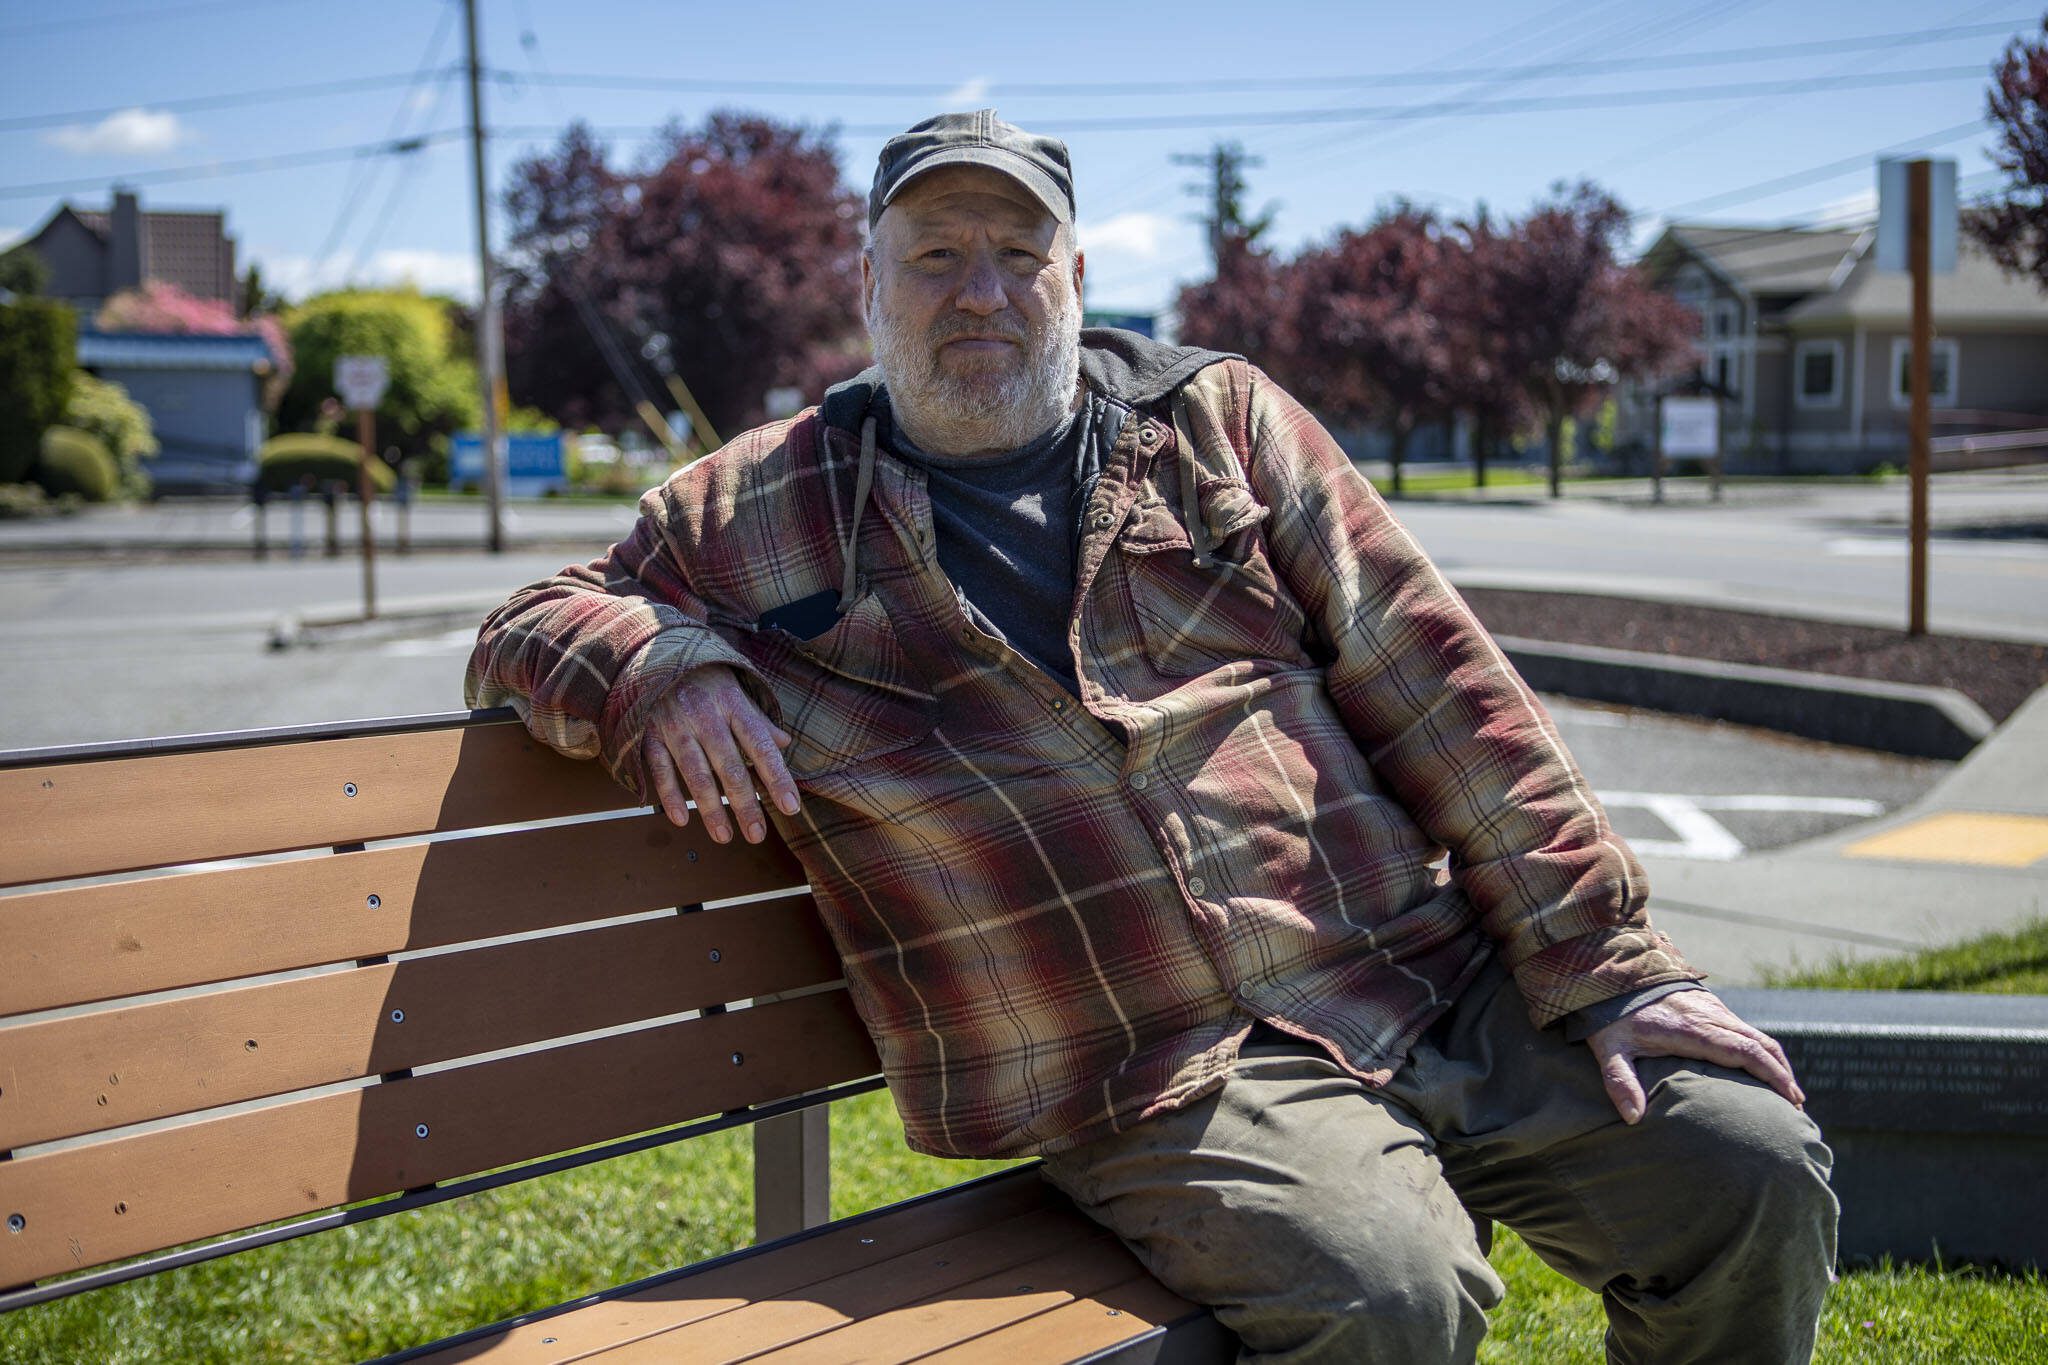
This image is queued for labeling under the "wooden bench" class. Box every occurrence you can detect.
[1,711,1233,1362]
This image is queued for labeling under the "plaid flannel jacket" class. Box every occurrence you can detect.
[466,349,1699,1158]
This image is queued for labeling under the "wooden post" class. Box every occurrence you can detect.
[752,1107,830,1243]
[1652,398,1666,505]
[356,407,378,620]
[1907,159,1932,637]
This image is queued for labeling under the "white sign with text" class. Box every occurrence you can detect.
[335,355,390,410]
[1660,397,1720,458]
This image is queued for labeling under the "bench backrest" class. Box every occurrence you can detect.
[0,712,878,1307]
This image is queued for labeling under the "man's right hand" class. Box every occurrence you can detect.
[642,664,800,844]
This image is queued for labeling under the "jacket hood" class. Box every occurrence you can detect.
[817,327,1238,434]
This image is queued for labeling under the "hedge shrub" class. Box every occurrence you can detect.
[257,433,395,495]
[64,373,156,496]
[0,297,77,484]
[35,425,120,502]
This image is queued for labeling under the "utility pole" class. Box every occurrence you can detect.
[1172,142,1270,270]
[464,0,506,553]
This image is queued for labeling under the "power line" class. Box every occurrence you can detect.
[479,16,2032,100]
[342,75,459,285]
[487,65,1987,145]
[0,129,466,201]
[1645,119,1987,220]
[0,0,319,39]
[1267,0,1751,198]
[1598,0,2018,174]
[0,70,442,134]
[315,3,463,280]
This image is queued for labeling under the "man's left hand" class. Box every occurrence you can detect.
[1588,992,1804,1124]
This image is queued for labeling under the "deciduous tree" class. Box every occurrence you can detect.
[1968,18,2048,291]
[502,114,867,442]
[1286,206,1455,495]
[277,288,479,473]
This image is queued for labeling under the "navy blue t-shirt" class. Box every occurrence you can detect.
[882,395,1126,698]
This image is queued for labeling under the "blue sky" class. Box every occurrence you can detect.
[0,0,2035,314]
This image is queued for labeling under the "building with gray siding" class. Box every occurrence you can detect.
[1635,224,2048,473]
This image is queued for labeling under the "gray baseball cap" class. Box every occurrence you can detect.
[868,110,1075,228]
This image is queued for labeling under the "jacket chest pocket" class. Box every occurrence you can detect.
[744,589,938,780]
[1114,477,1310,678]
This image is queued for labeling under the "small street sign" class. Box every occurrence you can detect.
[1660,396,1720,458]
[335,355,390,410]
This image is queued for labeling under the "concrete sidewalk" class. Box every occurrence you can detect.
[1643,683,2048,985]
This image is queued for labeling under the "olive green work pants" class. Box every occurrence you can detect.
[1041,959,1838,1363]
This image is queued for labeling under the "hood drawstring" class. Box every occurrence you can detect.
[1172,392,1214,569]
[839,414,878,612]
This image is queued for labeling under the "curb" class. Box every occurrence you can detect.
[268,594,507,651]
[1495,635,1995,760]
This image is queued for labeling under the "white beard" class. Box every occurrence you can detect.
[869,285,1082,457]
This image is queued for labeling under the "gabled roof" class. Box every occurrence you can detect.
[1645,224,1869,296]
[1783,239,2048,327]
[77,329,272,372]
[29,199,234,302]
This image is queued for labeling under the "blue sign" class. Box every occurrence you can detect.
[1083,312,1156,338]
[452,431,567,496]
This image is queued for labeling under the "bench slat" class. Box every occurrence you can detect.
[1,896,839,1149]
[1,721,632,886]
[912,1273,1206,1364]
[579,1207,1108,1362]
[1,813,807,1014]
[399,1169,1053,1364]
[0,991,878,1286]
[741,1235,1144,1364]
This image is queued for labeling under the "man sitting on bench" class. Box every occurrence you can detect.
[467,111,1838,1364]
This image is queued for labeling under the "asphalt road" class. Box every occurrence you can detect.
[5,472,2045,639]
[0,551,1950,861]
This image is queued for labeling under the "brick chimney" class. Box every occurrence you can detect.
[109,188,143,294]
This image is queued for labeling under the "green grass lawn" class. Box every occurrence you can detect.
[1762,919,2048,995]
[1371,466,1548,495]
[14,925,2047,1361]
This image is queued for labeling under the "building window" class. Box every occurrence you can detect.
[1713,300,1739,339]
[1794,340,1843,408]
[1889,337,1958,408]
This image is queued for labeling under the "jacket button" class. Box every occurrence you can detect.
[1091,510,1114,530]
[1188,876,1207,897]
[1129,771,1150,790]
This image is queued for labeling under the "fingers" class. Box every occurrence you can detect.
[1597,1045,1648,1125]
[645,731,693,829]
[644,666,800,843]
[1609,999,1808,1113]
[729,702,801,821]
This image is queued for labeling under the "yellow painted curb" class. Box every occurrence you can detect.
[1842,812,2048,868]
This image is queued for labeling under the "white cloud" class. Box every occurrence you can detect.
[1078,211,1176,261]
[941,76,990,107]
[367,248,479,299]
[255,247,479,304]
[43,108,191,157]
[1073,212,1206,313]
